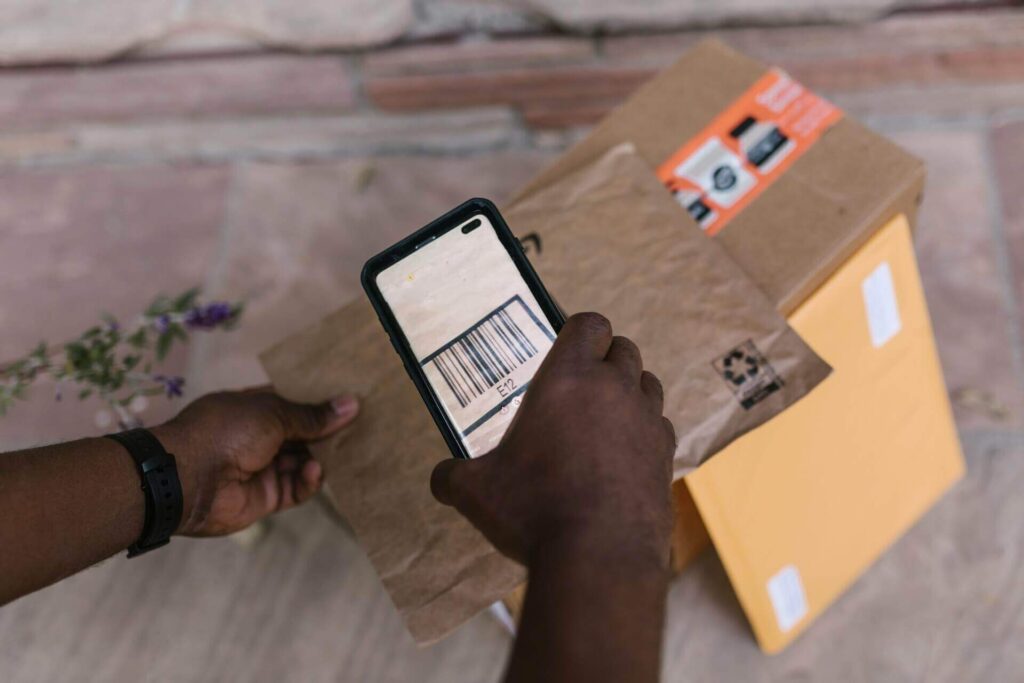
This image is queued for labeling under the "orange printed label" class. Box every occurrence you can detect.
[656,69,842,236]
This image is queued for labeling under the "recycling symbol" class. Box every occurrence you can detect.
[721,348,760,386]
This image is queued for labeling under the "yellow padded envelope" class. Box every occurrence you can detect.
[686,214,965,653]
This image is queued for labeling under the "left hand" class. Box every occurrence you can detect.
[151,387,359,537]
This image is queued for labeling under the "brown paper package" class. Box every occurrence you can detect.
[259,145,830,644]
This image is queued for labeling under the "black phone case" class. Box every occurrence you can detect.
[361,198,566,460]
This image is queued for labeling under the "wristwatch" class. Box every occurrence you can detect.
[105,428,183,557]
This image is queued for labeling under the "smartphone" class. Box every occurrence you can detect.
[362,198,565,459]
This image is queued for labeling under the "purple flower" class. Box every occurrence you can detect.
[154,374,185,398]
[185,302,236,330]
[153,314,171,334]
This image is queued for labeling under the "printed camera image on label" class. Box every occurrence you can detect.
[712,340,783,410]
[421,295,555,455]
[657,69,843,236]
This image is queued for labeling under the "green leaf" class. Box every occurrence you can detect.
[172,287,201,312]
[123,354,140,370]
[155,333,173,361]
[145,294,172,317]
[78,388,92,400]
[127,328,148,349]
[2,359,26,377]
[65,342,88,367]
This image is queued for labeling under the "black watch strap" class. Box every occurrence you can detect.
[105,428,183,558]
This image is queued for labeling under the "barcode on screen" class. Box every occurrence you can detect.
[421,295,556,444]
[425,303,540,408]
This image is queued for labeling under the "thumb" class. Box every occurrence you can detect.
[430,450,497,509]
[430,458,466,507]
[271,394,360,441]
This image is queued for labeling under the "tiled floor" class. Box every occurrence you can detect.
[2,7,1024,682]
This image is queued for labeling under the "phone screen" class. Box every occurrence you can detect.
[375,213,556,457]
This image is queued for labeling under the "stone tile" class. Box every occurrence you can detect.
[363,36,596,77]
[525,0,904,32]
[186,0,414,51]
[992,120,1024,379]
[0,109,525,167]
[831,82,1024,123]
[890,128,1023,429]
[0,0,414,65]
[663,433,1024,681]
[364,64,651,114]
[0,0,180,65]
[407,0,548,40]
[0,164,229,445]
[189,152,557,395]
[602,11,1024,70]
[0,500,510,682]
[0,55,355,128]
[133,28,264,59]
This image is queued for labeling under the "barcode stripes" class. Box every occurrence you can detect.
[430,309,539,409]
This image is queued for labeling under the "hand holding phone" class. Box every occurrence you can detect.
[430,311,676,566]
[362,199,564,459]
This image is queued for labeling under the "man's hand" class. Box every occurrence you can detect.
[430,312,676,568]
[153,388,359,537]
[431,312,676,683]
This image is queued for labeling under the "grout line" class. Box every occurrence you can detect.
[979,126,1024,401]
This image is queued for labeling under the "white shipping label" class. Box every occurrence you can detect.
[861,262,902,348]
[767,564,808,633]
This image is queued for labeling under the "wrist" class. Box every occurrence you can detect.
[528,524,670,575]
[148,421,203,536]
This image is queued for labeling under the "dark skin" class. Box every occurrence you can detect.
[0,313,675,683]
[0,388,360,604]
[433,312,676,683]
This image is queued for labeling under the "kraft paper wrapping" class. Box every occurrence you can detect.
[513,145,831,474]
[259,144,830,644]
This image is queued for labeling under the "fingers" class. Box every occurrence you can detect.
[293,459,324,505]
[662,416,677,450]
[640,371,664,412]
[271,394,360,441]
[430,454,491,512]
[545,312,613,366]
[241,455,324,523]
[605,336,643,381]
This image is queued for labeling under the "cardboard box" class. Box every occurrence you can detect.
[516,38,963,652]
[517,39,925,315]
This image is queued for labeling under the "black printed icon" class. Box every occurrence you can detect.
[712,340,783,410]
[712,165,738,191]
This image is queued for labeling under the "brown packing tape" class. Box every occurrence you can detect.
[260,144,830,643]
[515,38,925,316]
